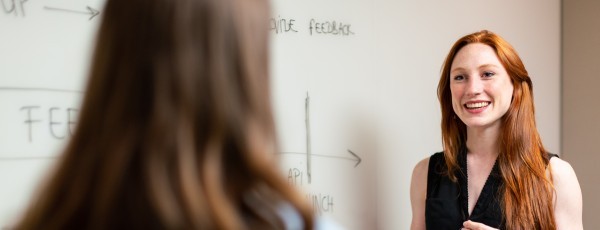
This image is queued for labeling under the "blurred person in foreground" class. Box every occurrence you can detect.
[13,0,342,229]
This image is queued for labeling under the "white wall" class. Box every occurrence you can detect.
[563,1,600,228]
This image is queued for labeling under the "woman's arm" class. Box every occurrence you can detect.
[410,157,429,230]
[550,157,583,229]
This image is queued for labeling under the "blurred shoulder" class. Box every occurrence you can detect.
[277,201,347,230]
[314,216,346,230]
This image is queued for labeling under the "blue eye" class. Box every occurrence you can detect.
[483,71,495,78]
[453,75,464,81]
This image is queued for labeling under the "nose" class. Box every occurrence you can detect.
[465,76,483,96]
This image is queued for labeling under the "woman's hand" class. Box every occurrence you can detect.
[461,220,498,230]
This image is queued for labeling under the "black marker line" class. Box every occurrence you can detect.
[0,156,57,161]
[43,6,99,20]
[347,149,362,167]
[305,92,312,184]
[0,87,83,94]
[281,152,355,160]
[280,150,362,167]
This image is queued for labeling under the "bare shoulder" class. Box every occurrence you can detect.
[548,156,581,201]
[412,157,430,180]
[549,156,579,182]
[549,156,583,229]
[410,156,430,200]
[410,156,430,230]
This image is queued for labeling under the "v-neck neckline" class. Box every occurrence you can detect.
[457,148,500,220]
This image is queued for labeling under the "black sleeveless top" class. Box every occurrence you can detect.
[425,150,558,230]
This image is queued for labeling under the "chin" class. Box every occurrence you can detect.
[462,119,500,129]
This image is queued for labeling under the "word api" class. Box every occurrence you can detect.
[288,167,304,186]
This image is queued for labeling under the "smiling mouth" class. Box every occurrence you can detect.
[464,101,491,109]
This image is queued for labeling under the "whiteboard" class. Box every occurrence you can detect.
[270,0,379,228]
[0,0,560,229]
[271,0,560,229]
[0,0,100,226]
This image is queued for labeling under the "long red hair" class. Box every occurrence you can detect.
[437,30,555,229]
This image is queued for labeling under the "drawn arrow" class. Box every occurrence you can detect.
[44,6,100,20]
[347,149,362,167]
[280,149,362,167]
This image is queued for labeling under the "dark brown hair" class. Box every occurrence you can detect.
[438,30,555,229]
[15,0,314,229]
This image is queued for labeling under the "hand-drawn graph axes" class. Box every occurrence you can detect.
[280,92,362,184]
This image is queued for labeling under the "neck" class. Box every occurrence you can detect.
[465,122,501,159]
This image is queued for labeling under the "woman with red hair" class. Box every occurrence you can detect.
[410,30,583,230]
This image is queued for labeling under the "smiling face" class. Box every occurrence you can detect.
[450,43,514,130]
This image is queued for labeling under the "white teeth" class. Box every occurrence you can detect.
[465,102,490,109]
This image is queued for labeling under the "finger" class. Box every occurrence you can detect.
[463,220,480,229]
[463,220,474,228]
[463,220,497,230]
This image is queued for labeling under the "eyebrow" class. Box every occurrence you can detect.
[450,64,501,74]
[478,64,501,69]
